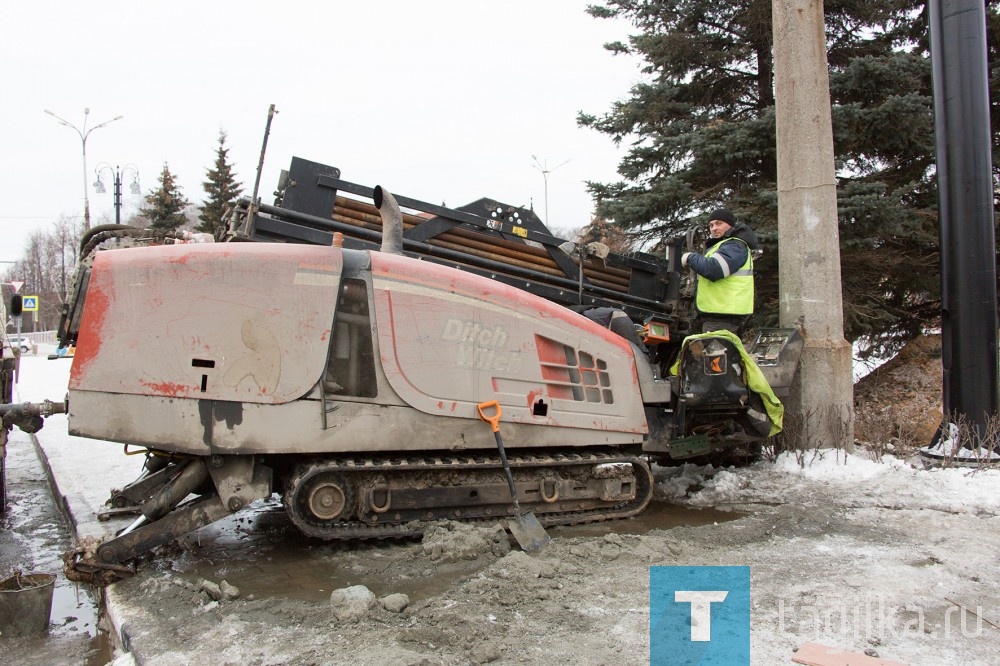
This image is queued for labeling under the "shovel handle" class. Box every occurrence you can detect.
[476,400,502,433]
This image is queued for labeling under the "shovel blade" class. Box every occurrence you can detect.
[506,511,551,552]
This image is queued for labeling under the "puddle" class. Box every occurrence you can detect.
[161,500,747,608]
[0,436,113,666]
[191,542,474,605]
[166,502,466,605]
[552,501,747,538]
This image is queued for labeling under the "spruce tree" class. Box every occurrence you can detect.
[141,163,190,233]
[581,1,1000,357]
[198,131,243,239]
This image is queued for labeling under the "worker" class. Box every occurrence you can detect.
[579,306,647,349]
[681,208,758,334]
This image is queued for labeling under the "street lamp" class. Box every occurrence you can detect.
[94,163,140,225]
[530,155,571,225]
[44,108,123,230]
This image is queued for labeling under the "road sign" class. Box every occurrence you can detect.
[22,295,38,312]
[10,281,23,293]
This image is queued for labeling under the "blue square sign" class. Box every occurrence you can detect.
[650,566,750,665]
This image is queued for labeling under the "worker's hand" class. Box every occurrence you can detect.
[681,252,692,268]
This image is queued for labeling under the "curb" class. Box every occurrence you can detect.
[28,430,136,663]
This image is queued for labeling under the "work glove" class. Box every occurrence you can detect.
[681,252,692,268]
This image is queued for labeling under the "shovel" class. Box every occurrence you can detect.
[477,400,551,552]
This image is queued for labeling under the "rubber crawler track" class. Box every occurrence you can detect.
[283,448,654,541]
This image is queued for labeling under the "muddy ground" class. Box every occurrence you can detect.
[853,333,945,448]
[102,453,999,666]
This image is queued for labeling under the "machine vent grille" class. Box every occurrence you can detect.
[535,335,613,404]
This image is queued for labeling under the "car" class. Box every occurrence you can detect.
[3,336,32,353]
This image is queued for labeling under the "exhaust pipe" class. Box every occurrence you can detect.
[374,185,404,255]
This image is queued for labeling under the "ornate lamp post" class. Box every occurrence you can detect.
[94,164,140,225]
[43,108,123,230]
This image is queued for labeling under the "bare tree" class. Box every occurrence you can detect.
[2,216,83,331]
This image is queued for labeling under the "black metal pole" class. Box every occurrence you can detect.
[251,104,277,206]
[113,166,122,225]
[928,0,999,449]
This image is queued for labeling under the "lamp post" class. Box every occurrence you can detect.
[94,164,140,225]
[530,155,571,224]
[44,108,123,230]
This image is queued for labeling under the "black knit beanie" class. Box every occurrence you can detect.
[709,208,736,227]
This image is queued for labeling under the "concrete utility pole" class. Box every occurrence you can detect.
[772,0,854,449]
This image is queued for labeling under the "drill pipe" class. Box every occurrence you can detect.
[333,197,630,289]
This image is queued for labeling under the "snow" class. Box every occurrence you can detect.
[9,343,70,401]
[673,449,1000,514]
[651,451,1000,664]
[10,344,146,543]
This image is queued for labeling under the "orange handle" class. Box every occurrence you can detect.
[476,400,502,433]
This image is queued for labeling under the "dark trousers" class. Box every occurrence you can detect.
[698,314,747,335]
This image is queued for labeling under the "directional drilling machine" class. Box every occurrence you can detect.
[26,156,801,576]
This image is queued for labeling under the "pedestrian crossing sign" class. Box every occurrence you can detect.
[22,295,38,312]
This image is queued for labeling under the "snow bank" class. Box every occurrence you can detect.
[657,450,1000,516]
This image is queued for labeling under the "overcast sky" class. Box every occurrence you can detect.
[0,1,642,265]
